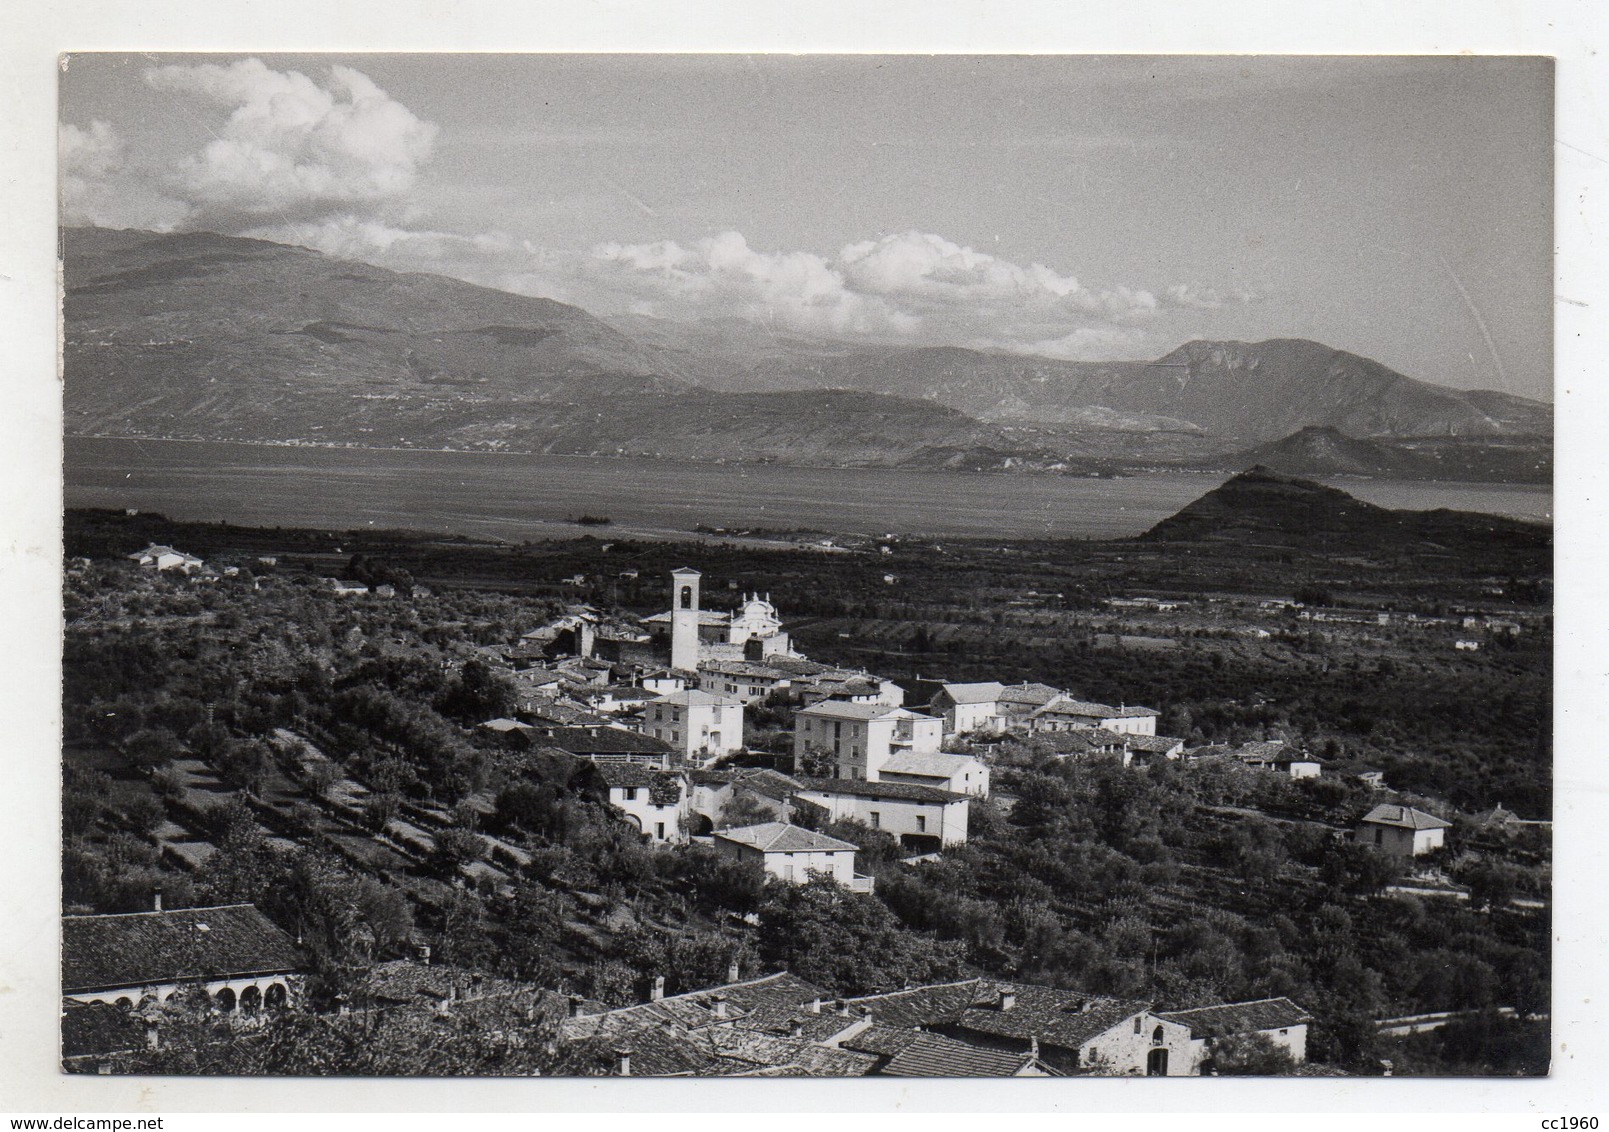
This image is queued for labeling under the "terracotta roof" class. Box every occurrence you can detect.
[795,702,915,722]
[880,1031,1044,1077]
[715,822,859,854]
[797,778,964,804]
[61,1002,147,1060]
[840,979,990,1028]
[1035,698,1119,718]
[935,682,1006,706]
[63,905,305,993]
[643,610,731,627]
[1127,735,1185,754]
[1157,997,1312,1039]
[538,727,674,756]
[653,689,743,708]
[1360,804,1452,831]
[952,984,1151,1051]
[700,661,790,680]
[880,750,982,779]
[997,683,1065,707]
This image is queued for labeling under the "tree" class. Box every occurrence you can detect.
[1208,1032,1297,1075]
[795,744,837,779]
[436,659,517,724]
[755,876,965,995]
[122,727,180,773]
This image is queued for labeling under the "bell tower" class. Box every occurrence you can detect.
[670,567,701,673]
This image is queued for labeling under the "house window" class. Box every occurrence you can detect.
[916,816,927,833]
[625,787,638,801]
[1151,1026,1165,1046]
[655,822,665,839]
[869,812,880,829]
[679,585,693,609]
[1374,828,1384,846]
[1134,1018,1142,1034]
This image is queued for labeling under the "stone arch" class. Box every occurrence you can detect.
[621,813,644,834]
[679,585,693,610]
[214,986,236,1013]
[264,983,288,1011]
[239,985,262,1014]
[138,993,159,1011]
[114,996,134,1012]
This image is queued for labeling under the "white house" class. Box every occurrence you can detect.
[1156,997,1312,1073]
[712,822,872,892]
[794,779,970,847]
[877,750,990,798]
[597,763,686,843]
[1030,698,1159,736]
[929,682,1006,735]
[1356,804,1452,857]
[62,902,305,1015]
[126,544,205,574]
[647,689,745,767]
[1234,741,1322,779]
[698,660,792,704]
[792,702,944,782]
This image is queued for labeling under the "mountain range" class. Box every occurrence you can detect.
[62,227,1552,480]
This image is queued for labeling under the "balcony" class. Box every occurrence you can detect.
[848,874,876,895]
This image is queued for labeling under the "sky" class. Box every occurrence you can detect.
[58,53,1553,399]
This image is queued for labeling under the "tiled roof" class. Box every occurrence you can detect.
[1360,804,1452,831]
[797,778,964,804]
[997,683,1065,707]
[795,701,911,722]
[839,1022,923,1058]
[62,905,305,993]
[1156,997,1312,1039]
[880,1031,1043,1077]
[1127,735,1185,754]
[61,1002,147,1059]
[935,682,1006,706]
[1035,698,1120,718]
[596,763,660,788]
[653,689,743,708]
[353,959,532,1008]
[728,769,805,801]
[715,822,859,854]
[538,727,675,756]
[840,979,990,1029]
[700,661,790,680]
[952,984,1151,1051]
[880,750,980,779]
[642,610,731,626]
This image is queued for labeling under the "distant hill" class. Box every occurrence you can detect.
[742,338,1552,445]
[1197,426,1552,484]
[61,228,1027,465]
[62,227,1551,475]
[1141,466,1551,553]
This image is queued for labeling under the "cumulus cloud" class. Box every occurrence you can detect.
[142,58,437,231]
[1162,282,1257,310]
[582,228,1182,352]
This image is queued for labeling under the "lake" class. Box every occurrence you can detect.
[63,437,1554,542]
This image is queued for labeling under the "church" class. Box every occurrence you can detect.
[642,568,800,673]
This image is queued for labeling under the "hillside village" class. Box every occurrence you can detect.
[59,506,1552,1078]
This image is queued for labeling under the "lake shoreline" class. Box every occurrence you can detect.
[65,435,1553,544]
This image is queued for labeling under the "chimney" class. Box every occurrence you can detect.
[144,1019,160,1051]
[614,1048,632,1077]
[789,1018,804,1038]
[650,975,665,1002]
[727,958,741,984]
[1028,1037,1039,1059]
[999,989,1017,1012]
[835,999,851,1017]
[416,943,431,966]
[809,996,822,1014]
[152,890,163,913]
[1380,1059,1394,1078]
[711,994,728,1020]
[568,995,584,1019]
[437,985,457,1015]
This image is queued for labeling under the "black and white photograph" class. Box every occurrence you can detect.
[13,29,1592,1103]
